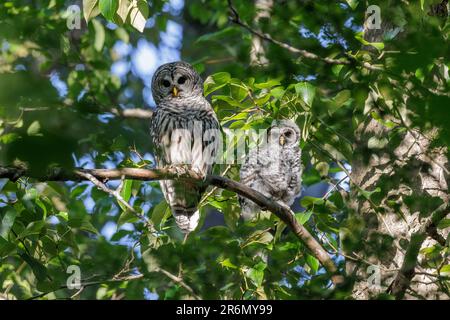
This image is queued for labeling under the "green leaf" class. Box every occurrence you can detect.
[80,217,99,234]
[196,27,238,43]
[117,210,139,227]
[20,253,48,281]
[115,27,129,43]
[83,0,100,22]
[116,0,131,23]
[437,219,450,230]
[355,32,384,51]
[99,0,119,21]
[254,79,281,89]
[0,133,20,144]
[244,230,274,247]
[57,211,69,222]
[360,187,381,201]
[346,0,359,10]
[213,95,242,107]
[332,64,344,77]
[295,82,316,107]
[367,136,389,149]
[204,72,231,96]
[300,196,324,208]
[246,262,266,287]
[222,203,240,231]
[110,229,132,242]
[306,254,319,274]
[0,237,16,256]
[440,265,450,275]
[17,221,46,239]
[270,87,285,99]
[128,0,149,32]
[332,90,351,109]
[35,198,48,220]
[230,81,248,102]
[295,211,313,225]
[316,161,330,177]
[92,19,105,52]
[274,221,286,242]
[27,120,41,136]
[0,209,17,239]
[150,201,170,229]
[219,258,238,269]
[415,68,425,82]
[120,179,133,202]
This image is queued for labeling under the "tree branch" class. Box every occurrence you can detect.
[154,267,201,300]
[387,202,449,299]
[75,171,153,230]
[227,0,382,71]
[20,106,153,119]
[0,165,343,285]
[110,108,153,119]
[27,274,145,300]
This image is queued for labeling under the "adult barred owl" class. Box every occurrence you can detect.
[239,120,302,220]
[150,61,220,233]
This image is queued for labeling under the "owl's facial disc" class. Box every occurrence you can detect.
[152,61,204,104]
[170,72,192,98]
[279,128,297,146]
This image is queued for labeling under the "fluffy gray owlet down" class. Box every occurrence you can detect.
[150,61,220,233]
[239,120,302,221]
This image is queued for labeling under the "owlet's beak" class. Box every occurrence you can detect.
[171,86,179,97]
[279,135,285,146]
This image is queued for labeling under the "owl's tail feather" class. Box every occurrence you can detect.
[171,205,200,233]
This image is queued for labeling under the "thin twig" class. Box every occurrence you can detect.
[154,267,201,300]
[76,171,148,224]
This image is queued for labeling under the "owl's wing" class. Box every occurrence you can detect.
[191,109,220,177]
[284,147,302,205]
[239,146,268,220]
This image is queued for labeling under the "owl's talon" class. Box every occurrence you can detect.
[191,168,206,181]
[168,165,184,178]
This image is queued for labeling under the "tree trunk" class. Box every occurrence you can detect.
[250,0,273,66]
[346,13,449,298]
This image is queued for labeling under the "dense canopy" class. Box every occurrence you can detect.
[0,0,449,300]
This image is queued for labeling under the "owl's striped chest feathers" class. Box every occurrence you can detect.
[151,97,220,174]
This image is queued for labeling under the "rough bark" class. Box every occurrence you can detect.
[250,0,273,66]
[348,104,449,299]
[346,14,450,298]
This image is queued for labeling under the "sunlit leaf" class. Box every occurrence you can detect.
[295,82,316,107]
[128,0,149,32]
[83,0,100,22]
[99,0,119,21]
[92,19,105,52]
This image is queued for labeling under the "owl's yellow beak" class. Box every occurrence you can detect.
[171,86,179,97]
[279,135,286,146]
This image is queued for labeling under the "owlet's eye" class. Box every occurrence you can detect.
[162,80,171,87]
[177,76,186,85]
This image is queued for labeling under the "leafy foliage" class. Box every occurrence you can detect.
[0,0,449,300]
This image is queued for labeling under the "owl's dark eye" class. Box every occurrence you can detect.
[177,76,187,85]
[284,130,293,138]
[162,80,171,87]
